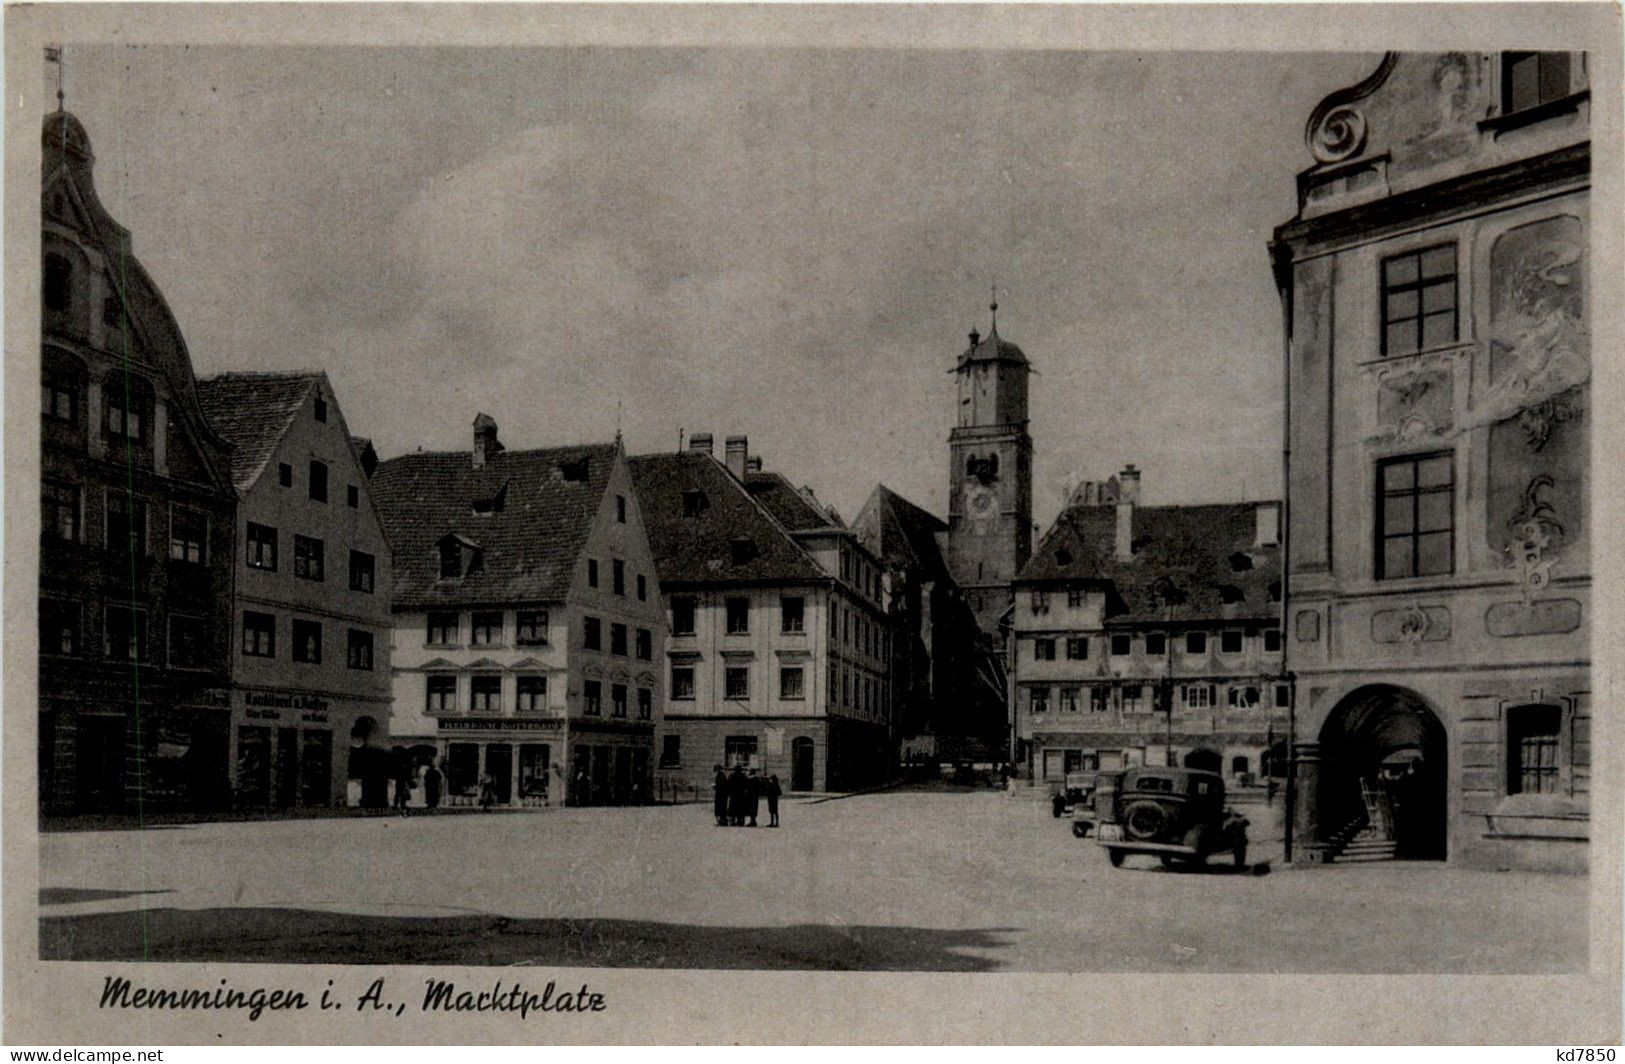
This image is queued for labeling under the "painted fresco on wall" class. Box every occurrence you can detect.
[1476,216,1588,587]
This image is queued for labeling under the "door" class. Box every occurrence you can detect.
[614,747,633,804]
[591,747,612,805]
[485,744,513,805]
[274,728,299,809]
[300,730,333,807]
[791,737,815,791]
[236,725,272,807]
[76,716,127,812]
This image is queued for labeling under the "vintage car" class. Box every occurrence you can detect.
[1093,767,1249,869]
[1051,772,1099,836]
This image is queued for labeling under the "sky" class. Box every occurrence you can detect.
[62,45,1377,528]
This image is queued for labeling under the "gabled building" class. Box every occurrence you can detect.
[1011,467,1287,789]
[630,434,893,793]
[371,418,665,807]
[852,484,1007,763]
[195,372,393,810]
[1272,52,1592,868]
[39,109,238,814]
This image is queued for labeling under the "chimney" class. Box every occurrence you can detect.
[725,435,748,480]
[472,413,502,469]
[1255,502,1281,546]
[1114,464,1139,561]
[687,432,713,457]
[745,455,763,474]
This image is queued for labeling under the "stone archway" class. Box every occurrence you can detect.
[1318,685,1448,860]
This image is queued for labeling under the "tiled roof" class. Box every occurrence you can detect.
[371,443,618,608]
[628,452,828,587]
[744,470,841,531]
[1017,502,1282,625]
[852,484,950,581]
[195,371,322,492]
[956,324,1028,368]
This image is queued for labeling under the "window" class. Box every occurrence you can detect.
[347,550,374,593]
[1059,687,1080,713]
[168,615,207,669]
[1508,704,1562,795]
[725,736,758,769]
[292,619,322,664]
[1030,589,1049,614]
[610,622,628,656]
[587,559,599,588]
[780,666,805,700]
[313,396,328,423]
[242,611,275,657]
[1121,685,1144,713]
[637,688,653,720]
[1067,589,1084,608]
[105,388,144,441]
[584,616,602,651]
[1185,631,1207,654]
[471,611,503,646]
[291,535,323,581]
[426,675,457,714]
[245,522,277,570]
[729,537,757,566]
[517,675,547,713]
[1381,245,1457,356]
[1503,52,1572,114]
[1065,636,1088,660]
[308,461,328,502]
[43,377,77,422]
[169,508,207,564]
[516,610,549,645]
[1145,632,1167,656]
[1110,634,1132,657]
[1029,687,1050,714]
[682,490,707,518]
[471,674,502,713]
[583,680,602,716]
[278,463,293,488]
[660,735,682,769]
[1220,630,1243,654]
[671,666,695,700]
[44,252,71,313]
[1379,452,1454,580]
[347,484,359,508]
[43,479,79,542]
[671,597,696,636]
[1264,629,1283,653]
[41,599,80,655]
[1033,638,1056,661]
[1275,684,1292,708]
[426,611,458,646]
[612,559,626,596]
[1091,685,1110,712]
[725,667,750,700]
[1181,684,1217,709]
[105,605,147,661]
[781,596,805,633]
[1232,756,1250,777]
[616,494,627,523]
[636,574,647,601]
[106,492,147,556]
[1227,686,1261,708]
[635,627,652,660]
[347,629,374,670]
[611,684,628,718]
[725,597,749,635]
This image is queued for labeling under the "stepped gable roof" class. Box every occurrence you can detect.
[744,470,841,531]
[371,442,617,607]
[852,484,950,581]
[196,371,324,492]
[1017,501,1282,624]
[628,452,827,587]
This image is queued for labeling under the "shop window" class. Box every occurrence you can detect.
[168,614,208,669]
[43,479,80,542]
[725,667,750,700]
[1508,704,1562,795]
[247,522,278,570]
[660,735,682,769]
[671,666,695,701]
[346,629,373,671]
[516,610,549,645]
[426,675,457,714]
[242,611,275,658]
[517,675,547,713]
[471,674,502,713]
[671,597,696,636]
[1378,452,1454,579]
[780,666,805,701]
[1381,245,1457,356]
[782,595,805,633]
[292,619,322,664]
[1503,52,1573,114]
[169,507,207,564]
[446,743,479,796]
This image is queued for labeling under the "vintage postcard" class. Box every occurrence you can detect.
[4,1,1621,1046]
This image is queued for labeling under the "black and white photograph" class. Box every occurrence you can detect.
[4,2,1621,1046]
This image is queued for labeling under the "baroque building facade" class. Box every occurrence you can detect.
[1272,52,1591,869]
[39,109,238,814]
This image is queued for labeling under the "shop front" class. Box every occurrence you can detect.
[567,717,656,806]
[230,687,373,811]
[436,716,566,808]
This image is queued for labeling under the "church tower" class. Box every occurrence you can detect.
[947,298,1034,641]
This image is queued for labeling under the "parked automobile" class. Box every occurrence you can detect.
[1050,771,1097,823]
[1093,767,1249,869]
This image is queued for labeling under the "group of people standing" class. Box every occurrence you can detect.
[713,764,782,827]
[392,759,444,813]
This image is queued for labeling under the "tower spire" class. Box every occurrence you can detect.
[44,44,64,112]
[989,278,999,333]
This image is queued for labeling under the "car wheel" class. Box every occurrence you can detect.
[1233,846,1247,869]
[1122,800,1170,841]
[1107,848,1125,868]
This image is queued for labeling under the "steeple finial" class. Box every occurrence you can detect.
[615,400,623,444]
[989,277,999,333]
[45,44,64,112]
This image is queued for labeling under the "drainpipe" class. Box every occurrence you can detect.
[1272,235,1297,864]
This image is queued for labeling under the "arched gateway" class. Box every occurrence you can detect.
[1317,685,1447,860]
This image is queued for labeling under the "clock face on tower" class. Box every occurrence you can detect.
[965,483,998,524]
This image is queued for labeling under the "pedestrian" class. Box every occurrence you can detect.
[478,772,496,811]
[393,761,414,814]
[728,764,747,825]
[712,765,729,826]
[423,760,443,812]
[765,774,781,827]
[746,768,761,827]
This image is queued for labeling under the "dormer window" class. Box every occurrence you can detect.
[682,490,708,518]
[729,536,758,566]
[561,457,589,483]
[314,397,327,423]
[438,533,481,579]
[471,480,508,515]
[1503,52,1573,114]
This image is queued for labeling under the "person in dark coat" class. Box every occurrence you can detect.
[765,774,782,827]
[423,761,443,811]
[712,765,729,826]
[727,764,748,825]
[745,769,762,827]
[393,761,414,814]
